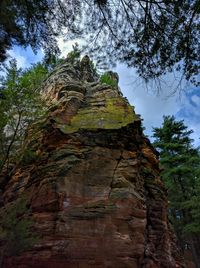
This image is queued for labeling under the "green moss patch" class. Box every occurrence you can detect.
[57,97,136,133]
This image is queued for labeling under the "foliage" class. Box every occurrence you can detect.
[0,0,81,62]
[0,59,48,173]
[81,0,200,87]
[182,177,200,234]
[0,198,38,260]
[0,1,199,88]
[153,116,200,263]
[100,72,118,88]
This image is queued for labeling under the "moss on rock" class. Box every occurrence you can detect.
[58,97,136,134]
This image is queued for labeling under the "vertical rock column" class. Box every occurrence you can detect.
[1,58,185,268]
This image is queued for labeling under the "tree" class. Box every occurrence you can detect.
[0,59,48,175]
[0,0,81,62]
[0,0,199,87]
[82,0,200,87]
[153,116,200,266]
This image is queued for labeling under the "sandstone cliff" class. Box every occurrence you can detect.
[0,57,185,268]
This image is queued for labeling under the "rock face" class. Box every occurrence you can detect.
[1,58,185,267]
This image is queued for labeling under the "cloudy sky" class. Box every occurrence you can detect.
[6,42,200,147]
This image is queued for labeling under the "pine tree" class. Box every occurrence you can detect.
[153,115,200,266]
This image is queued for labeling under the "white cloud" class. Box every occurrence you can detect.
[56,36,85,57]
[8,49,28,69]
[114,64,184,138]
[6,46,44,69]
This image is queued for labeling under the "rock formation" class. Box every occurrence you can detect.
[0,57,185,267]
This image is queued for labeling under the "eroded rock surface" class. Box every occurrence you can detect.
[0,57,185,267]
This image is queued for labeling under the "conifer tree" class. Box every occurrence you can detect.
[153,115,200,266]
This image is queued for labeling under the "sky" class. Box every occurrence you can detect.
[5,43,200,147]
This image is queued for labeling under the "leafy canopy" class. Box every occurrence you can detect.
[0,59,48,173]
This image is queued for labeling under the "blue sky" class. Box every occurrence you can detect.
[7,45,43,68]
[114,64,200,146]
[6,43,200,147]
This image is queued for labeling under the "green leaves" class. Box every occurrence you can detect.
[100,72,118,88]
[0,59,48,172]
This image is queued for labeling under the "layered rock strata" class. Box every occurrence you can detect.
[0,58,184,268]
